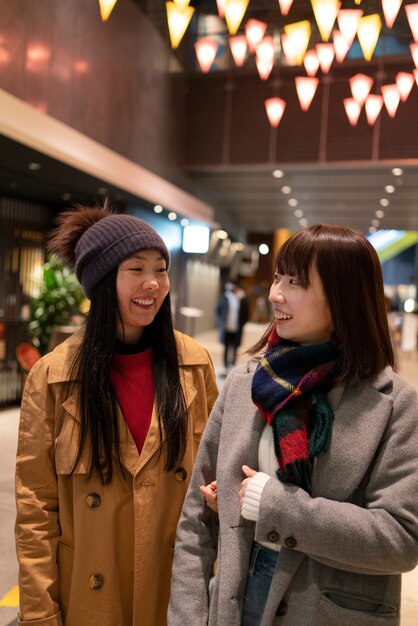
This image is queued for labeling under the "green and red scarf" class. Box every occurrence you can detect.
[251,326,341,494]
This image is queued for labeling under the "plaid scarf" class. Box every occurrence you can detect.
[251,327,341,494]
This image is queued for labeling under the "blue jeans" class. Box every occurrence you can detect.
[242,542,279,626]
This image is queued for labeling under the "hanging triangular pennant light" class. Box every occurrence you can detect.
[284,20,311,65]
[410,43,418,68]
[316,43,334,73]
[365,94,383,125]
[173,0,191,7]
[311,0,340,42]
[281,34,298,65]
[265,97,286,126]
[303,49,320,76]
[381,0,402,29]
[343,98,361,126]
[256,57,274,80]
[349,73,373,106]
[337,9,362,48]
[381,84,401,117]
[224,0,250,36]
[229,35,247,66]
[333,30,349,63]
[278,0,294,16]
[414,69,418,86]
[406,4,418,42]
[166,1,195,48]
[98,0,118,21]
[216,0,226,18]
[357,14,381,61]
[195,38,218,73]
[295,76,319,110]
[245,19,267,52]
[396,72,415,102]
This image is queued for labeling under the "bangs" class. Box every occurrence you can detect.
[276,233,317,287]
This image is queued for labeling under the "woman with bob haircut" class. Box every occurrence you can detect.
[169,224,418,626]
[15,204,218,626]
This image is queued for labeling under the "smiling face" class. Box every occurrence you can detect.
[116,249,170,343]
[269,262,334,345]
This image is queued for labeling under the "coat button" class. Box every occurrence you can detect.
[86,493,101,508]
[276,601,287,616]
[175,467,187,482]
[267,530,280,543]
[285,536,297,548]
[89,574,104,590]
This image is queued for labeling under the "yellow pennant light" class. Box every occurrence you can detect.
[224,0,250,35]
[98,0,118,21]
[166,1,195,48]
[357,14,381,62]
[283,20,311,65]
[311,0,340,42]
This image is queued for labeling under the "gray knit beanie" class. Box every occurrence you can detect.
[74,214,170,298]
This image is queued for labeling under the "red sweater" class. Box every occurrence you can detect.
[109,347,154,454]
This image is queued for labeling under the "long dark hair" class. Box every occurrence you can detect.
[70,269,188,485]
[249,224,394,384]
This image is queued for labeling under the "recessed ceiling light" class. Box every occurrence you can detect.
[168,212,177,220]
[62,193,72,201]
[153,204,163,213]
[28,162,41,171]
[259,244,269,255]
[371,219,380,227]
[385,185,395,193]
[369,226,377,233]
[281,185,292,194]
[272,169,284,178]
[294,209,304,218]
[180,218,189,226]
[375,210,384,218]
[391,167,403,176]
[299,218,308,227]
[97,187,108,194]
[380,198,389,207]
[288,198,298,207]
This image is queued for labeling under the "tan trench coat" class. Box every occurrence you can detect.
[15,329,218,626]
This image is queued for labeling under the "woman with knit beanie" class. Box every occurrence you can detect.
[15,204,218,626]
[169,224,418,626]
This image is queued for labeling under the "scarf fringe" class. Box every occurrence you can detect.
[277,459,312,495]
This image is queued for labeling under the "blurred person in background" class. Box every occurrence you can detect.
[216,279,249,376]
[169,224,418,626]
[15,203,218,626]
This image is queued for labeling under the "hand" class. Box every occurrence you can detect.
[239,465,257,508]
[200,480,218,513]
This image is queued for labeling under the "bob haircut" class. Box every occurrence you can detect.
[250,224,394,383]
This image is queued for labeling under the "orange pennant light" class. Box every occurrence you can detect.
[245,19,267,52]
[295,76,319,110]
[229,35,247,66]
[349,73,373,106]
[265,97,286,126]
[410,43,418,68]
[316,43,334,73]
[284,20,311,65]
[303,49,320,76]
[381,84,401,117]
[216,0,226,18]
[337,9,362,48]
[343,98,361,126]
[406,4,418,42]
[381,0,402,29]
[166,1,195,48]
[256,57,274,80]
[414,69,418,87]
[173,0,191,7]
[98,0,118,21]
[365,94,383,125]
[281,34,297,65]
[195,38,218,73]
[357,14,381,61]
[224,0,250,35]
[278,0,294,16]
[396,72,415,102]
[311,0,340,42]
[257,36,275,62]
[333,30,349,63]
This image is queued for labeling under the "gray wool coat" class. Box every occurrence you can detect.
[168,361,418,626]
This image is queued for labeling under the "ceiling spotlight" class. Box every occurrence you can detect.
[281,185,292,194]
[380,198,389,207]
[299,218,308,227]
[259,243,269,255]
[154,204,163,213]
[62,193,72,201]
[168,212,177,220]
[375,210,384,218]
[180,218,189,226]
[28,162,42,170]
[294,209,304,218]
[216,229,229,240]
[288,198,298,207]
[391,167,403,176]
[384,185,395,193]
[369,226,377,233]
[272,169,284,178]
[371,219,380,227]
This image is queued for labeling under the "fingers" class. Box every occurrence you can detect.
[200,483,219,513]
[242,465,257,478]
